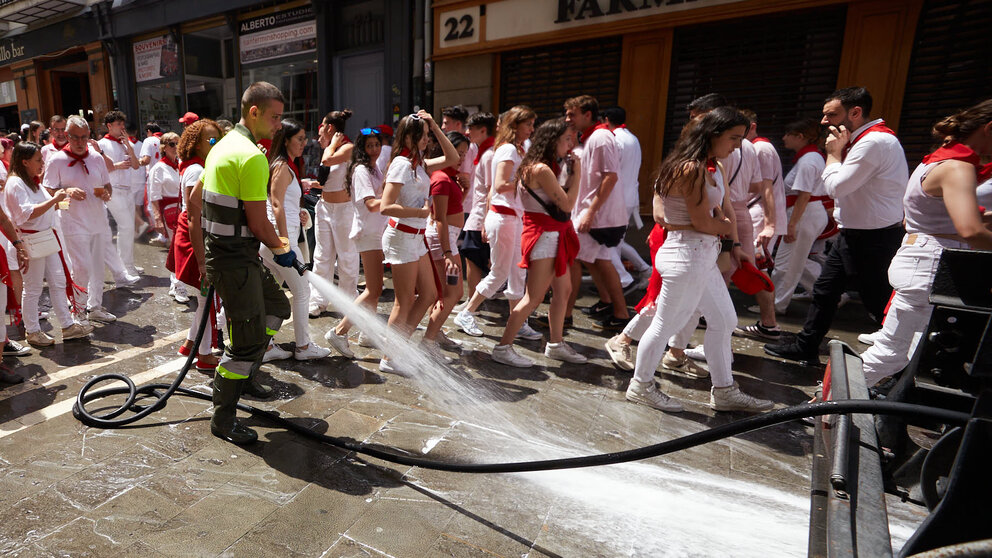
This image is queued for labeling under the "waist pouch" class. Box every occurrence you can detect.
[589,226,626,248]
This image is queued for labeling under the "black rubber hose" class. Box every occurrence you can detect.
[72,287,971,474]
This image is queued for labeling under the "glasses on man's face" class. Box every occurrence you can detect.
[68,133,89,142]
[207,137,218,146]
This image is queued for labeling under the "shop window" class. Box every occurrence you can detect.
[499,37,622,121]
[663,6,847,168]
[184,25,238,123]
[242,59,319,133]
[898,0,991,165]
[135,33,183,132]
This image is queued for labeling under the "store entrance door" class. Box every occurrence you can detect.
[335,51,384,138]
[0,104,18,131]
[52,71,91,119]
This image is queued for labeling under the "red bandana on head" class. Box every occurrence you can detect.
[793,144,826,163]
[474,136,495,165]
[179,157,204,175]
[61,143,89,175]
[579,123,611,144]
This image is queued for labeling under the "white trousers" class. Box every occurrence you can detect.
[861,234,966,386]
[611,246,634,288]
[633,231,736,387]
[476,212,525,300]
[771,201,829,313]
[624,304,699,351]
[64,231,109,310]
[186,292,213,355]
[106,184,136,271]
[21,252,74,333]
[310,200,359,306]
[262,242,312,347]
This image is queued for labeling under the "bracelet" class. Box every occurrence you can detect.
[733,242,742,247]
[443,250,453,255]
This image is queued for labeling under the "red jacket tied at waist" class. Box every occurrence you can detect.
[519,211,578,277]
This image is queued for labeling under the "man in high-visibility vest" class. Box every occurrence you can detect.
[198,81,295,444]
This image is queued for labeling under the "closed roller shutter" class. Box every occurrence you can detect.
[898,0,992,165]
[499,36,621,120]
[663,6,847,167]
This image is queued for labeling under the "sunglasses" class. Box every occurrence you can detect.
[165,142,178,147]
[359,128,380,136]
[408,113,422,121]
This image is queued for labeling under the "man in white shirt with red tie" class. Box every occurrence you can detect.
[765,87,908,364]
[42,116,119,324]
[98,111,141,277]
[564,95,629,330]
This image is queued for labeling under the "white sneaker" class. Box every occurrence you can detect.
[626,379,683,412]
[454,310,484,337]
[117,274,140,288]
[173,284,190,303]
[323,330,355,358]
[858,331,881,346]
[492,344,533,368]
[710,382,774,412]
[516,322,543,341]
[661,352,709,379]
[308,303,323,318]
[127,266,144,275]
[26,331,54,347]
[792,290,813,301]
[149,233,168,247]
[605,334,635,371]
[379,357,408,375]
[262,343,293,362]
[294,343,331,361]
[544,342,587,363]
[87,307,117,323]
[356,331,375,348]
[684,345,706,362]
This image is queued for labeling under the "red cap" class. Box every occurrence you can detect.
[731,260,773,295]
[179,112,199,125]
[376,124,393,136]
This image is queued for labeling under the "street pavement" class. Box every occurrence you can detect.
[0,229,928,557]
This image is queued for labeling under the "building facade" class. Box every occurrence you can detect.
[430,0,990,210]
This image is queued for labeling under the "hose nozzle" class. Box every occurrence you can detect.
[292,259,310,276]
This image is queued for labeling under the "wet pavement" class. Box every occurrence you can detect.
[0,231,928,557]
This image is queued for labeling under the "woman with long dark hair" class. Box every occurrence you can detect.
[859,100,992,387]
[628,107,773,413]
[170,119,223,370]
[3,142,92,348]
[453,106,540,356]
[309,109,359,316]
[422,130,470,356]
[495,118,585,365]
[260,119,330,362]
[324,127,387,357]
[378,110,459,373]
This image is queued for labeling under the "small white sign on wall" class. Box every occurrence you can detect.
[439,6,481,49]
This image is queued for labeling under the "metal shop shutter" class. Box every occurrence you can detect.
[499,36,622,121]
[898,0,992,166]
[662,6,847,168]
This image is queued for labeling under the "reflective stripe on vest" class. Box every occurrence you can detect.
[201,189,250,238]
[203,221,255,238]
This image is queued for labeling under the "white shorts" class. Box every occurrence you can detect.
[426,223,461,260]
[1,236,17,271]
[529,231,559,261]
[382,225,428,265]
[355,230,384,253]
[576,231,612,263]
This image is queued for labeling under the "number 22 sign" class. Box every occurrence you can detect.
[438,6,480,49]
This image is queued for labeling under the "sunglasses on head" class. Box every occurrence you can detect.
[408,113,422,121]
[359,128,380,136]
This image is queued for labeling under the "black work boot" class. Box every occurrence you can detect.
[210,375,257,445]
[242,358,273,399]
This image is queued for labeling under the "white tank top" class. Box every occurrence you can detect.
[268,161,303,240]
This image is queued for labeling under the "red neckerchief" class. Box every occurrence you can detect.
[129,136,138,143]
[618,124,627,129]
[550,160,561,177]
[153,132,163,138]
[51,140,67,151]
[441,166,458,179]
[474,136,495,164]
[922,141,981,168]
[752,137,771,144]
[157,155,179,171]
[61,143,89,175]
[179,157,204,176]
[793,144,826,163]
[102,134,126,145]
[980,162,992,183]
[32,176,41,186]
[341,135,352,145]
[843,120,896,160]
[285,158,303,182]
[579,122,611,144]
[399,147,422,167]
[705,158,717,173]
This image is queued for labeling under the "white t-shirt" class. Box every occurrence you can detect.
[140,135,161,163]
[719,139,764,204]
[613,127,642,212]
[97,136,135,186]
[350,164,388,239]
[180,163,204,209]
[786,151,827,197]
[148,161,181,202]
[376,145,392,177]
[131,139,147,188]
[751,138,786,230]
[822,119,908,229]
[463,144,494,232]
[489,143,523,215]
[574,127,624,228]
[4,175,56,231]
[384,155,430,229]
[459,142,478,213]
[42,149,112,234]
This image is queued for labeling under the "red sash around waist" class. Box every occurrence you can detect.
[519,211,579,277]
[785,194,831,208]
[490,204,517,217]
[388,219,426,235]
